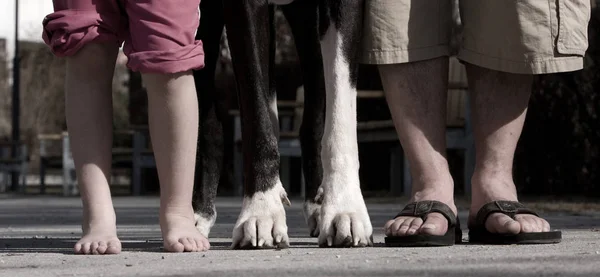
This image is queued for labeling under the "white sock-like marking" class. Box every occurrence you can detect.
[317,24,373,247]
[320,25,360,193]
[194,208,217,238]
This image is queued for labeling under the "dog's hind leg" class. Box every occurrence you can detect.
[317,0,373,247]
[192,0,225,238]
[225,1,290,249]
[281,0,326,238]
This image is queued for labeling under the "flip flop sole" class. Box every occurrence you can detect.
[385,230,460,247]
[468,230,562,245]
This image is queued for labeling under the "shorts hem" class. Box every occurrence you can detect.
[42,10,122,57]
[361,45,449,65]
[126,40,206,74]
[361,45,450,64]
[458,49,584,74]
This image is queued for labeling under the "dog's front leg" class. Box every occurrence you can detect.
[317,0,373,247]
[281,0,326,238]
[192,0,225,239]
[224,0,290,249]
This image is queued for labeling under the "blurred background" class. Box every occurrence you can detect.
[0,0,598,201]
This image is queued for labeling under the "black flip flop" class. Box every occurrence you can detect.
[468,201,562,244]
[384,201,462,247]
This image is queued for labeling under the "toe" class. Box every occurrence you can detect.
[307,212,320,238]
[256,219,274,248]
[189,238,199,252]
[81,242,92,254]
[518,216,540,233]
[351,216,366,247]
[243,218,258,248]
[318,219,334,247]
[389,218,405,236]
[383,220,395,236]
[180,238,195,252]
[74,242,83,254]
[406,218,424,235]
[542,220,551,232]
[192,238,201,251]
[273,219,289,249]
[90,241,99,254]
[535,217,545,232]
[165,239,185,253]
[97,241,108,254]
[524,216,543,233]
[334,214,352,246]
[486,213,521,235]
[231,224,244,249]
[106,240,121,254]
[395,218,414,236]
[534,217,547,233]
[196,237,209,251]
[420,213,448,236]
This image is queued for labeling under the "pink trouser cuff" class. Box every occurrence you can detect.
[126,40,205,74]
[42,10,122,57]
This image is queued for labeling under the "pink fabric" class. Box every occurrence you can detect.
[43,0,204,74]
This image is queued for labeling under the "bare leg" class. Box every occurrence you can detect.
[467,64,550,234]
[380,57,456,237]
[66,43,121,255]
[143,71,210,252]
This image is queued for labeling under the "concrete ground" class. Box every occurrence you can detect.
[1,196,600,277]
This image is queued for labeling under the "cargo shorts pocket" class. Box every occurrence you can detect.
[554,0,590,56]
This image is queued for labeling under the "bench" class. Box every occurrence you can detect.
[38,128,154,196]
[129,125,155,196]
[0,141,29,192]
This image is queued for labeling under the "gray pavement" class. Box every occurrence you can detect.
[1,196,600,277]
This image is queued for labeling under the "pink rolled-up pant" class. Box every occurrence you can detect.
[43,0,204,74]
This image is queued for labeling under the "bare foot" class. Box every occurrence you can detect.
[160,206,210,252]
[74,213,121,255]
[384,175,456,237]
[469,173,551,234]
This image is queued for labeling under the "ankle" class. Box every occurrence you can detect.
[160,204,194,220]
[82,216,117,234]
[470,174,518,208]
[410,173,455,200]
[82,205,116,224]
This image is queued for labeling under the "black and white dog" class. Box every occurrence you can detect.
[191,0,372,248]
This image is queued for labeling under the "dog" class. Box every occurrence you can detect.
[191,0,372,249]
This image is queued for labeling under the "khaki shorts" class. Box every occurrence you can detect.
[361,0,591,74]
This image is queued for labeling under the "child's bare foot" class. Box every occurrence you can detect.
[74,213,121,255]
[160,207,210,252]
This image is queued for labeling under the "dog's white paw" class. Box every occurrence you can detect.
[318,186,373,247]
[303,186,324,237]
[232,184,291,249]
[303,201,321,237]
[194,209,216,238]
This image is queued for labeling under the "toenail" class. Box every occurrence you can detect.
[421,224,437,230]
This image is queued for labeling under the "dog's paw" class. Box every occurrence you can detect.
[232,184,291,249]
[303,187,324,237]
[303,201,321,237]
[318,187,373,248]
[194,209,216,238]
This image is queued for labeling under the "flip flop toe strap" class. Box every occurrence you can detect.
[474,200,539,227]
[395,200,457,227]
